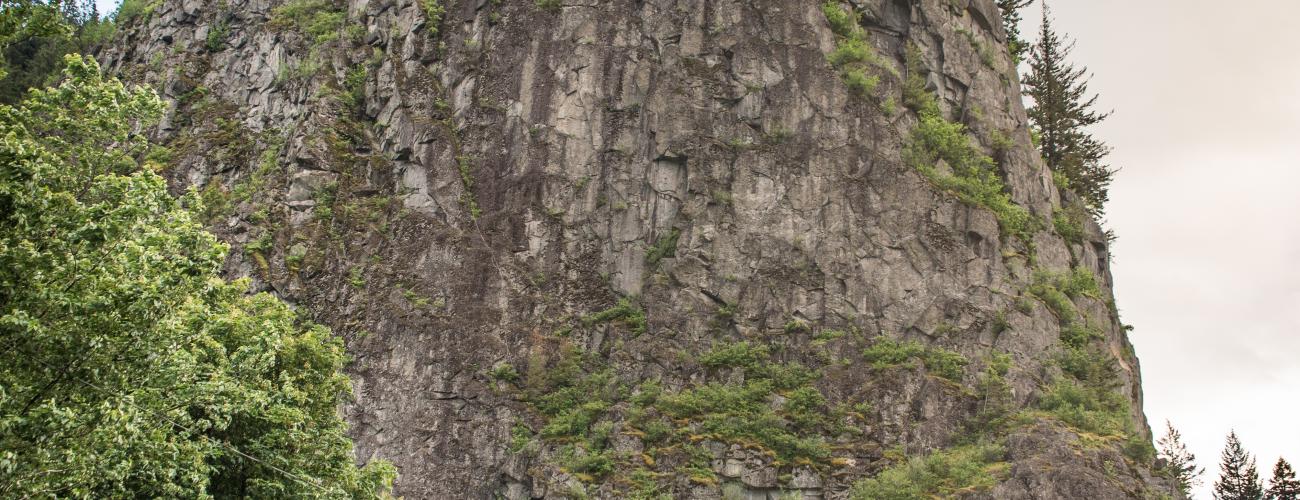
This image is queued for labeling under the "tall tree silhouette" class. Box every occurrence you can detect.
[1158,420,1204,497]
[1269,458,1300,500]
[1214,431,1264,500]
[1023,4,1115,215]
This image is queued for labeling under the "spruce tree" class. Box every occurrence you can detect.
[1214,431,1265,500]
[1269,458,1300,500]
[997,0,1033,62]
[1158,420,1205,497]
[1023,4,1116,215]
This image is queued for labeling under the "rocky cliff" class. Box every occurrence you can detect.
[100,0,1180,498]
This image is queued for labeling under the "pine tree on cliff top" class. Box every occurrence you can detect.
[1214,431,1265,500]
[997,0,1034,62]
[1023,4,1116,215]
[1269,458,1300,500]
[1159,420,1205,497]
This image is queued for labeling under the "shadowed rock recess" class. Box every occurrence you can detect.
[101,0,1181,498]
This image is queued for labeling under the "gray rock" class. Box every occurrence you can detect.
[97,0,1178,498]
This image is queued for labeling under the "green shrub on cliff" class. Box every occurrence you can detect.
[850,443,1008,499]
[519,339,837,470]
[898,44,1035,241]
[1038,379,1131,437]
[116,0,161,22]
[821,2,896,98]
[268,0,344,45]
[421,0,445,36]
[905,113,1034,241]
[698,341,771,370]
[862,336,969,382]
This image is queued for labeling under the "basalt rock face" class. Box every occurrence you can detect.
[102,0,1178,498]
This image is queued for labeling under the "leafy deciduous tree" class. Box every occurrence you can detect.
[0,0,68,49]
[0,55,394,499]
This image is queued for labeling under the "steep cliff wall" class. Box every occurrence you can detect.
[101,0,1178,498]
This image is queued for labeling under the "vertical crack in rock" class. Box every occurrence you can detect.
[100,0,1180,498]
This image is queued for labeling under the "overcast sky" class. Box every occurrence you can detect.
[1022,0,1300,497]
[95,0,117,18]
[92,0,1295,495]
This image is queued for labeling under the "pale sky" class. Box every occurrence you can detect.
[96,0,117,18]
[94,0,1296,496]
[1022,0,1300,497]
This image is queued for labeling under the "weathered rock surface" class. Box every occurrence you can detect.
[101,0,1180,498]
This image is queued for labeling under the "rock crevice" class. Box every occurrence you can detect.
[102,0,1178,498]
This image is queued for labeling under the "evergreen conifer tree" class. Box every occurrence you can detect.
[1158,420,1205,497]
[1214,431,1265,500]
[1268,458,1300,500]
[1023,4,1116,215]
[997,0,1033,62]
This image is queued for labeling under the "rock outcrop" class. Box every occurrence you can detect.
[101,0,1180,498]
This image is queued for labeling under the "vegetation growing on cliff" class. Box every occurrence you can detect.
[0,55,393,499]
[900,45,1035,242]
[822,1,897,98]
[116,0,161,22]
[849,443,1008,499]
[503,326,884,495]
[905,111,1035,241]
[420,0,445,36]
[268,0,345,45]
[1021,265,1154,463]
[862,336,969,382]
[0,0,1179,497]
[581,297,648,335]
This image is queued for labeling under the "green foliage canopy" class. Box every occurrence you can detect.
[0,0,115,104]
[0,55,394,498]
